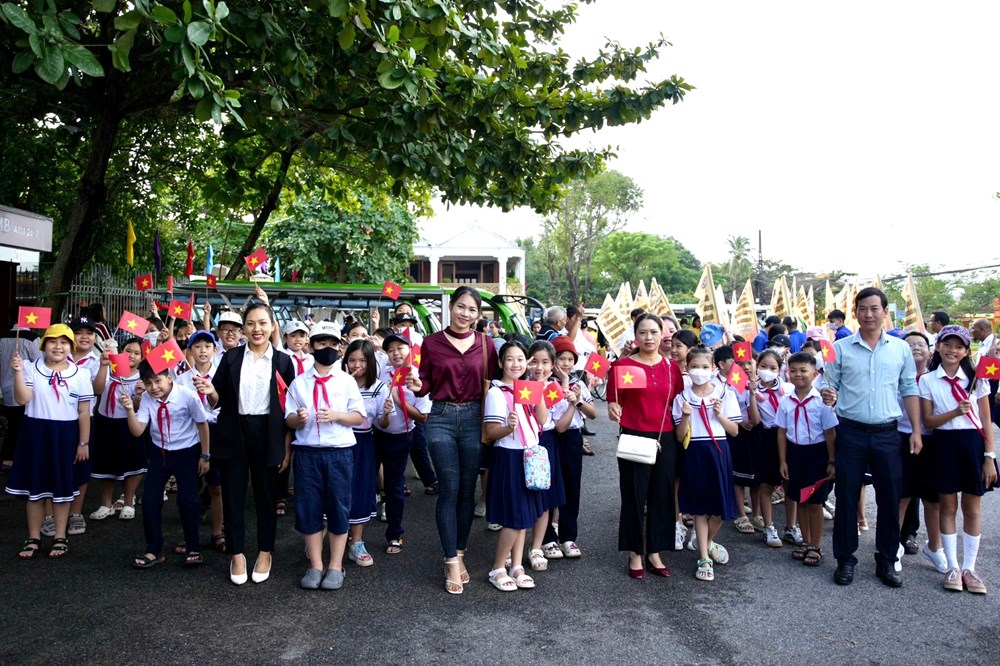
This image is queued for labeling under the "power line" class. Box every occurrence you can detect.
[882,261,1000,283]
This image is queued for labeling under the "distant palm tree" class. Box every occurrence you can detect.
[726,235,753,289]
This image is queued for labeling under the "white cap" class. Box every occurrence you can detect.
[309,321,341,342]
[282,320,309,336]
[218,311,243,327]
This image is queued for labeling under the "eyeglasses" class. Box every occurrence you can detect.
[907,343,928,350]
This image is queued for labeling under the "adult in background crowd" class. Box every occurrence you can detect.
[753,315,781,353]
[971,319,999,426]
[783,316,806,353]
[536,306,567,342]
[827,309,853,341]
[927,311,949,344]
[0,311,41,472]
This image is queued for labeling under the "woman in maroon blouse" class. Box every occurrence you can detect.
[412,286,499,594]
[608,314,684,579]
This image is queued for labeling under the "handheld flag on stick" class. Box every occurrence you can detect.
[513,380,543,405]
[185,239,195,277]
[976,356,1000,380]
[726,364,749,394]
[206,274,218,290]
[116,311,150,337]
[135,274,153,291]
[244,247,268,273]
[799,478,829,503]
[17,306,51,329]
[732,341,752,362]
[614,365,648,389]
[275,370,297,410]
[584,352,610,380]
[543,381,566,408]
[382,280,401,300]
[146,338,183,374]
[108,353,131,379]
[819,339,836,364]
[140,339,154,358]
[167,299,192,321]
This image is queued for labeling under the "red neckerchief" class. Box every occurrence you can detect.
[105,377,120,417]
[49,370,68,403]
[499,384,539,447]
[695,399,723,454]
[313,374,333,437]
[942,375,985,438]
[75,356,89,367]
[756,382,781,412]
[293,355,306,376]
[156,399,171,463]
[790,394,813,444]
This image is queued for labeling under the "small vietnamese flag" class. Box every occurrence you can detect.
[108,352,131,378]
[732,341,752,362]
[244,246,268,272]
[185,239,195,277]
[141,339,154,358]
[116,311,150,337]
[167,299,192,321]
[275,370,291,411]
[513,379,543,406]
[543,381,566,408]
[392,366,410,386]
[406,344,421,368]
[615,364,648,389]
[17,306,51,329]
[206,274,218,290]
[146,338,183,374]
[382,280,401,300]
[819,339,836,364]
[799,477,829,503]
[585,352,610,380]
[726,364,750,394]
[166,275,174,294]
[976,355,1000,380]
[135,274,153,291]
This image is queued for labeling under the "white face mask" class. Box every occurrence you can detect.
[827,322,838,330]
[758,369,778,384]
[688,369,713,385]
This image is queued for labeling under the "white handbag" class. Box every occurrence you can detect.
[615,359,672,466]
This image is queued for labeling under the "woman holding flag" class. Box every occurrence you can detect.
[607,313,685,579]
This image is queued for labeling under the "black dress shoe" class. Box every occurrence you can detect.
[582,425,596,436]
[834,562,855,585]
[903,535,919,555]
[876,562,903,588]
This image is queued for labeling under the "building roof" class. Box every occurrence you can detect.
[414,223,523,257]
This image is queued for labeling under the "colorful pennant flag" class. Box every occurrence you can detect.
[275,370,290,411]
[614,364,648,389]
[116,311,150,337]
[632,280,650,312]
[17,306,51,329]
[543,381,566,408]
[167,298,192,321]
[513,379,543,406]
[108,352,131,378]
[731,279,759,341]
[382,280,401,300]
[726,364,749,394]
[976,356,1000,380]
[126,221,137,267]
[596,293,629,357]
[135,274,154,291]
[146,338,183,374]
[647,277,676,320]
[584,352,610,380]
[614,282,633,322]
[902,274,926,334]
[205,243,214,277]
[244,246,268,272]
[694,265,723,325]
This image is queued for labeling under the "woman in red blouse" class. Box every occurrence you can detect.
[608,313,684,579]
[412,287,499,594]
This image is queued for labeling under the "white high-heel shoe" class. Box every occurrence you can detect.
[230,555,248,586]
[251,554,271,583]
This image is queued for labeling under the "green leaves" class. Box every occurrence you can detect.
[186,21,212,46]
[2,4,105,84]
[1,3,36,34]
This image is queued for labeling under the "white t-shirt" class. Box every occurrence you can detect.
[285,368,364,447]
[23,359,95,421]
[483,380,544,451]
[355,381,395,433]
[283,349,315,377]
[918,366,990,431]
[135,384,207,451]
[774,387,839,445]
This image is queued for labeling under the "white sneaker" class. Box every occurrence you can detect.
[764,525,783,548]
[893,543,904,573]
[474,501,486,518]
[89,505,115,520]
[674,521,686,551]
[686,525,697,551]
[921,543,948,573]
[783,525,804,546]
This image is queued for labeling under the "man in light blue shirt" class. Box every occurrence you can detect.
[821,287,921,588]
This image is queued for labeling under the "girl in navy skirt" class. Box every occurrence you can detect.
[674,346,741,582]
[6,324,94,559]
[714,345,760,535]
[526,339,565,571]
[752,349,796,548]
[483,341,548,591]
[343,339,394,567]
[89,337,146,521]
[919,325,998,594]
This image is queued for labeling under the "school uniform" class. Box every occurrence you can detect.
[374,366,427,542]
[71,350,100,486]
[720,373,755,487]
[90,370,147,482]
[542,380,593,545]
[285,367,365,536]
[536,377,567,512]
[176,366,222,487]
[350,380,394,525]
[5,360,94,502]
[753,380,794,487]
[277,350,312,505]
[774,388,838,505]
[897,373,935,501]
[674,385,742,519]
[919,367,996,496]
[283,349,315,378]
[483,380,546,529]
[134,384,207,556]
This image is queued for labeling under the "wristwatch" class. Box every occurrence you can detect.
[200,453,212,461]
[576,401,585,408]
[985,451,997,460]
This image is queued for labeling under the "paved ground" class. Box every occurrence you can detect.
[1,415,997,665]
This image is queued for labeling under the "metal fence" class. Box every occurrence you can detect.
[66,264,150,322]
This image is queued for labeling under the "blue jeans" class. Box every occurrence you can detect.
[426,401,482,558]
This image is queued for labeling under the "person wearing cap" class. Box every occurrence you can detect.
[782,316,806,354]
[282,320,314,378]
[753,316,781,353]
[195,302,296,585]
[62,316,103,538]
[210,307,245,357]
[699,323,726,350]
[392,303,424,347]
[805,326,827,343]
[284,321,365,589]
[822,287,920,588]
[5,324,94,560]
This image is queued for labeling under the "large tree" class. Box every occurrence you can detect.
[590,231,700,303]
[0,0,693,308]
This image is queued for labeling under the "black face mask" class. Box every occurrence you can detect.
[313,346,339,367]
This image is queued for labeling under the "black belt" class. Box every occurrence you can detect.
[840,417,897,433]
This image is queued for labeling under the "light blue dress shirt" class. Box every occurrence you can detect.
[825,330,918,424]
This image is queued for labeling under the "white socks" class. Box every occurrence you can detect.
[942,533,958,570]
[963,532,981,572]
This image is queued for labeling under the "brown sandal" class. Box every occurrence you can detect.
[802,546,823,566]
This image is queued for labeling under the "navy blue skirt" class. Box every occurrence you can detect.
[90,414,148,481]
[486,446,545,530]
[4,417,79,503]
[538,430,566,511]
[786,443,832,505]
[680,435,739,519]
[349,430,378,524]
[753,426,782,487]
[729,427,755,485]
[933,428,997,496]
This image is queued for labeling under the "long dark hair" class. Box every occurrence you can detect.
[928,344,976,392]
[497,340,529,381]
[342,339,378,388]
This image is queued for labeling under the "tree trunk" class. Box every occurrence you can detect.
[223,147,296,281]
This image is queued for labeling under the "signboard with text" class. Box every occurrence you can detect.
[0,205,53,252]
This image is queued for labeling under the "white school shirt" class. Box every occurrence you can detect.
[671,385,742,438]
[175,364,220,424]
[564,381,594,430]
[774,387,839,445]
[285,368,364,448]
[918,366,990,431]
[754,380,794,429]
[483,380,544,451]
[977,333,996,366]
[238,344,273,415]
[355,381,395,433]
[376,365,428,434]
[72,349,100,382]
[97,370,141,420]
[135,384,207,451]
[283,349,315,377]
[23,359,95,421]
[897,373,930,435]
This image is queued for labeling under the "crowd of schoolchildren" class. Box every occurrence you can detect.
[2,293,995,596]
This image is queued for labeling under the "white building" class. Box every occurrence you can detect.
[410,224,525,295]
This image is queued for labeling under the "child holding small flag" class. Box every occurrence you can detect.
[919,325,998,594]
[776,352,838,567]
[482,340,549,591]
[753,349,797,548]
[63,316,102,537]
[715,344,758,535]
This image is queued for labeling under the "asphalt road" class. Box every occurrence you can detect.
[1,415,997,665]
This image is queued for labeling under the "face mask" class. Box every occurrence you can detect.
[767,346,786,354]
[814,351,825,370]
[827,322,838,330]
[688,369,713,385]
[313,347,339,367]
[758,369,778,384]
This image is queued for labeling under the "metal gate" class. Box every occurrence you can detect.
[67,265,151,323]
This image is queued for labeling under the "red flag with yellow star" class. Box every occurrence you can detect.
[976,355,1000,380]
[819,339,837,364]
[17,306,51,329]
[244,246,268,272]
[407,344,421,368]
[135,274,154,291]
[614,365,648,389]
[726,364,750,394]
[543,381,566,408]
[116,310,150,337]
[167,298,192,321]
[584,352,610,380]
[382,280,402,300]
[140,339,154,358]
[513,379,543,405]
[108,352,131,378]
[146,338,183,374]
[732,341,752,363]
[206,274,217,290]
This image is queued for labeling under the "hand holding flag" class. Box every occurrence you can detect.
[17,306,51,329]
[514,379,544,405]
[614,364,648,389]
[116,311,150,337]
[146,338,183,374]
[382,280,401,300]
[726,364,750,394]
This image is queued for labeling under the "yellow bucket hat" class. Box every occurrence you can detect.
[38,323,77,352]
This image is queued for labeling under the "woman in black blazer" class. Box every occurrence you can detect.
[196,303,295,585]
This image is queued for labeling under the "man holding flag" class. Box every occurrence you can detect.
[1,310,42,471]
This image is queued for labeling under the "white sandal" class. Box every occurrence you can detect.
[488,568,517,592]
[119,505,136,520]
[529,549,548,571]
[444,558,464,595]
[508,566,535,589]
[89,506,115,520]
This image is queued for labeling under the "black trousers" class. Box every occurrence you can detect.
[617,429,677,555]
[409,422,438,487]
[1,405,25,461]
[218,415,278,555]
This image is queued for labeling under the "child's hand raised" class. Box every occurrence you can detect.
[254,283,269,306]
[506,410,519,430]
[680,401,693,417]
[10,352,22,373]
[118,392,135,412]
[99,349,110,366]
[191,374,213,396]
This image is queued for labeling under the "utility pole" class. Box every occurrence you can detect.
[755,229,764,303]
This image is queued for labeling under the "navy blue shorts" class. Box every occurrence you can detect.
[786,442,832,505]
[292,446,353,536]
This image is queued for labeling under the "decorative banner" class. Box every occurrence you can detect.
[694,265,723,325]
[647,277,676,320]
[116,310,150,337]
[185,239,195,277]
[135,274,154,291]
[632,280,650,312]
[614,364,647,389]
[819,339,837,364]
[732,341,753,362]
[807,284,816,328]
[244,246,269,272]
[584,352,611,380]
[976,356,1000,380]
[17,306,51,329]
[596,293,629,357]
[726,364,749,394]
[513,379,543,405]
[126,221,137,267]
[825,280,836,318]
[146,338,183,374]
[902,274,926,334]
[382,280,401,300]
[167,275,174,294]
[108,352,131,378]
[167,298,192,320]
[543,381,566,408]
[731,279,759,341]
[769,276,791,319]
[614,281,633,319]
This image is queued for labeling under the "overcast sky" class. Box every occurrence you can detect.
[423,1,1000,279]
